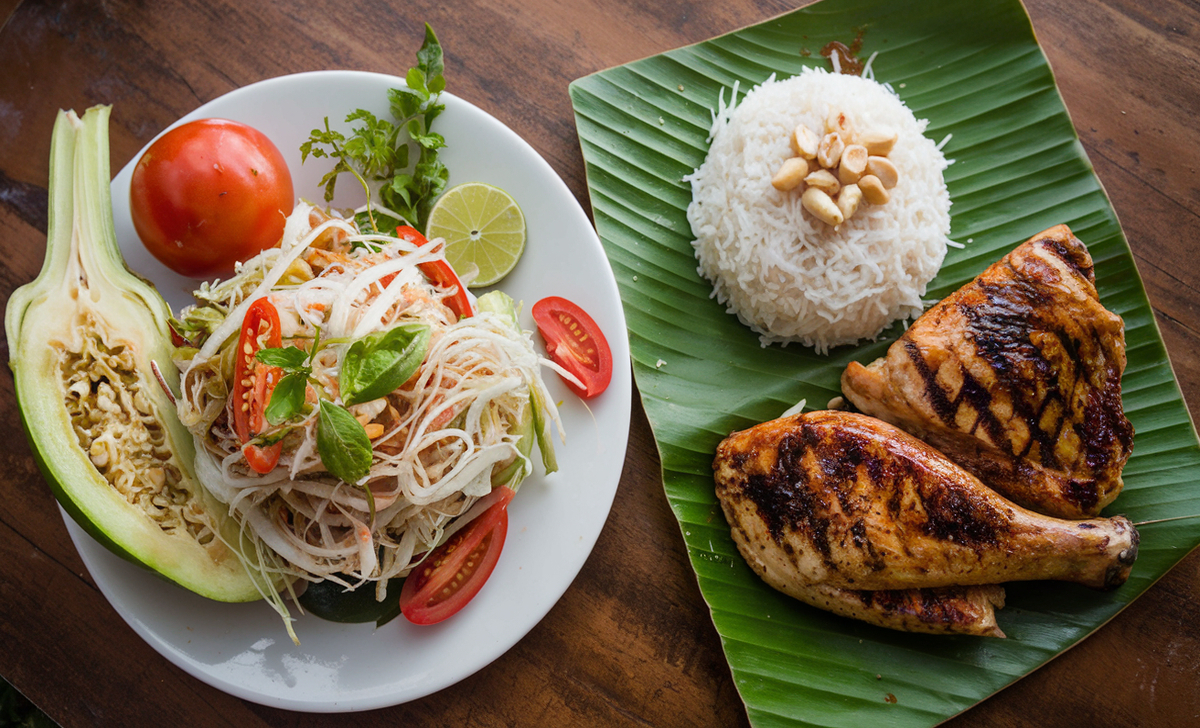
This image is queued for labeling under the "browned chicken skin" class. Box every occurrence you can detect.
[765,580,1007,638]
[841,225,1133,519]
[713,411,1138,635]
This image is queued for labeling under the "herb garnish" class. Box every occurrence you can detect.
[340,323,430,406]
[317,399,374,485]
[255,323,429,486]
[300,23,448,235]
[256,335,317,425]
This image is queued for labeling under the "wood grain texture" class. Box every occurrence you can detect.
[0,0,1196,726]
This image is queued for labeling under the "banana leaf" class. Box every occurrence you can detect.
[568,0,1200,725]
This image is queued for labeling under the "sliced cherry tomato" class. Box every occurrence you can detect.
[232,298,284,474]
[532,296,613,399]
[395,225,473,319]
[130,118,294,278]
[399,486,514,625]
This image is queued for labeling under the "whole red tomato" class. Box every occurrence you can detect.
[130,118,294,278]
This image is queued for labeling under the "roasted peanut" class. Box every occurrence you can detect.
[804,168,841,196]
[817,132,845,168]
[858,175,890,205]
[801,187,844,226]
[825,109,854,141]
[859,130,897,156]
[791,124,820,159]
[866,156,899,189]
[771,157,809,191]
[837,144,869,185]
[836,183,863,220]
[364,423,385,439]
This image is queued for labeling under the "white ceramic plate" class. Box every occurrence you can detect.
[64,70,631,712]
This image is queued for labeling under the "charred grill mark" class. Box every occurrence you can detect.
[904,340,956,424]
[1079,370,1135,475]
[916,472,1007,548]
[742,430,834,563]
[849,519,868,549]
[855,587,977,627]
[817,427,866,504]
[1059,331,1081,368]
[1029,391,1065,461]
[1062,477,1100,511]
[738,422,901,574]
[1031,329,1085,463]
[961,272,1074,469]
[886,483,903,520]
[850,519,887,572]
[957,369,1006,447]
[1040,236,1094,284]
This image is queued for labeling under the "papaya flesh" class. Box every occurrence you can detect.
[5,107,268,602]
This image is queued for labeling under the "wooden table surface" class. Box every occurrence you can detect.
[1,0,1198,725]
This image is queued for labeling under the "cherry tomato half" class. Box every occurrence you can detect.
[395,225,473,319]
[130,118,294,278]
[232,298,284,474]
[399,486,514,625]
[532,296,613,399]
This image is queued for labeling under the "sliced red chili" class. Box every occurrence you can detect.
[396,224,473,319]
[232,298,284,474]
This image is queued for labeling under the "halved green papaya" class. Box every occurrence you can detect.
[5,106,265,602]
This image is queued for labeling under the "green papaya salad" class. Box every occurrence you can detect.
[171,202,561,633]
[162,25,566,637]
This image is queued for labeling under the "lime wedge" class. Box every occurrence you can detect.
[425,182,526,288]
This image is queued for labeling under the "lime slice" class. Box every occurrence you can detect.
[425,182,526,288]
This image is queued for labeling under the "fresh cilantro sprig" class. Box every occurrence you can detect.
[300,23,449,235]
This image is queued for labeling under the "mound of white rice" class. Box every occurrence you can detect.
[685,67,952,354]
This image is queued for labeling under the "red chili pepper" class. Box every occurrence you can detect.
[396,225,473,319]
[232,298,284,474]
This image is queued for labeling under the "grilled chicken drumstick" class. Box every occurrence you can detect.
[841,225,1133,520]
[713,411,1138,634]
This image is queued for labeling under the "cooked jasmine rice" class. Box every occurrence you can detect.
[685,67,952,353]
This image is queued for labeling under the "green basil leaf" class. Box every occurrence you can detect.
[255,346,309,370]
[317,400,373,484]
[340,323,431,406]
[265,371,308,425]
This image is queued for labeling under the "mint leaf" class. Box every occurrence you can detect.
[340,323,431,406]
[317,400,373,484]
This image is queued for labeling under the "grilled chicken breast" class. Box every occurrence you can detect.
[841,225,1133,519]
[713,411,1138,634]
